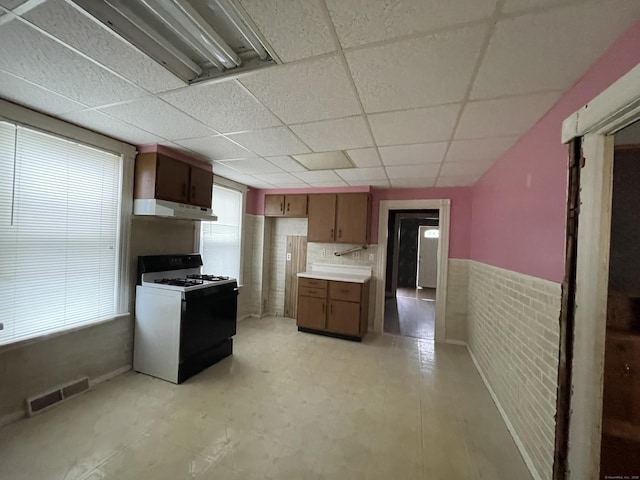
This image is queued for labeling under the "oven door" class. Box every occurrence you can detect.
[180,283,238,361]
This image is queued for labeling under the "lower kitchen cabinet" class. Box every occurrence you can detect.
[296,277,369,341]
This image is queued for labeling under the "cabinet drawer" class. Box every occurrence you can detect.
[329,281,361,302]
[299,286,326,298]
[299,278,328,289]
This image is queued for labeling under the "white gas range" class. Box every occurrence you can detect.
[134,254,238,384]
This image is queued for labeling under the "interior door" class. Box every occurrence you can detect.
[417,226,438,288]
[284,235,307,318]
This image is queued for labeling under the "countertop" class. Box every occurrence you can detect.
[297,263,372,284]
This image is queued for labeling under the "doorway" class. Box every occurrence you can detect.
[557,63,640,480]
[383,210,439,339]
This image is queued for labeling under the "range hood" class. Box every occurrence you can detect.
[133,199,218,221]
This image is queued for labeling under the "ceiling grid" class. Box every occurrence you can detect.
[0,0,639,188]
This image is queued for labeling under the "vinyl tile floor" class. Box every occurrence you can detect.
[0,316,532,480]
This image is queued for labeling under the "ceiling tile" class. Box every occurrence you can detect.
[436,175,480,187]
[240,55,361,124]
[335,167,387,182]
[446,136,518,163]
[471,0,640,99]
[175,136,256,161]
[439,160,495,177]
[368,104,460,146]
[214,172,270,188]
[327,0,497,48]
[252,172,305,185]
[308,181,348,187]
[390,177,437,188]
[455,92,562,139]
[210,162,245,178]
[346,148,382,167]
[99,97,215,141]
[227,127,311,156]
[0,19,144,107]
[290,116,373,151]
[345,25,487,113]
[379,143,448,166]
[217,158,284,174]
[238,0,335,62]
[24,0,184,94]
[265,155,307,172]
[293,170,343,183]
[61,110,164,145]
[160,80,281,133]
[385,164,440,179]
[358,179,391,187]
[0,69,85,115]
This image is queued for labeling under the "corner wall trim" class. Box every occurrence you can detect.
[444,339,467,346]
[467,346,543,480]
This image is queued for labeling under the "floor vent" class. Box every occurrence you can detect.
[27,377,90,416]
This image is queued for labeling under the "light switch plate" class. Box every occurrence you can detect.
[369,253,375,261]
[321,248,326,257]
[286,253,291,261]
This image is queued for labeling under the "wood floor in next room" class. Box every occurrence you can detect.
[385,287,436,339]
[0,317,531,480]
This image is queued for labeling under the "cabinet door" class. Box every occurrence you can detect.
[327,300,360,336]
[284,194,307,217]
[335,193,370,244]
[156,154,190,203]
[264,195,285,216]
[189,167,213,208]
[297,295,326,330]
[307,194,336,242]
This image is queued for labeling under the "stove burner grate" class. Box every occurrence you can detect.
[186,274,230,281]
[154,278,204,287]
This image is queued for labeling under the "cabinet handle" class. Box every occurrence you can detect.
[280,202,283,213]
[308,289,317,294]
[340,289,350,294]
[287,202,290,212]
[330,304,334,314]
[330,228,334,238]
[338,228,342,238]
[624,363,631,376]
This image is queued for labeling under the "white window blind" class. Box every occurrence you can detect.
[200,184,242,281]
[0,121,123,346]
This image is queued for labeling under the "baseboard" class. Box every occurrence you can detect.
[88,365,131,388]
[0,410,25,428]
[466,346,543,480]
[444,339,467,346]
[1,365,131,428]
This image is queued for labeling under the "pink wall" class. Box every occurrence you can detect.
[247,185,473,259]
[471,21,640,283]
[138,144,213,172]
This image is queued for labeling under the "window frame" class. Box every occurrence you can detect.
[0,99,135,350]
[194,176,247,286]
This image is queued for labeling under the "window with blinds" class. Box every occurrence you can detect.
[0,120,123,346]
[200,184,242,281]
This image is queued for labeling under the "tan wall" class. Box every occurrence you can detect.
[467,260,561,480]
[0,216,197,424]
[445,259,469,342]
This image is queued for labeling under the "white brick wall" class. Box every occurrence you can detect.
[445,259,469,342]
[467,260,561,480]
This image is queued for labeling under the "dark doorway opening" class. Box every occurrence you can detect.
[383,209,439,339]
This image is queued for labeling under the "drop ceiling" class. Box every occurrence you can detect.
[0,0,639,189]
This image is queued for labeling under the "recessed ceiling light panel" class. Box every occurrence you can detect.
[292,151,355,171]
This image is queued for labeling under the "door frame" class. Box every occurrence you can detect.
[560,62,640,479]
[375,199,450,342]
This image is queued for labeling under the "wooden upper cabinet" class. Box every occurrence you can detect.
[264,194,308,217]
[307,194,336,242]
[189,166,213,208]
[155,154,190,204]
[335,193,370,244]
[134,152,213,208]
[284,194,307,216]
[264,195,285,216]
